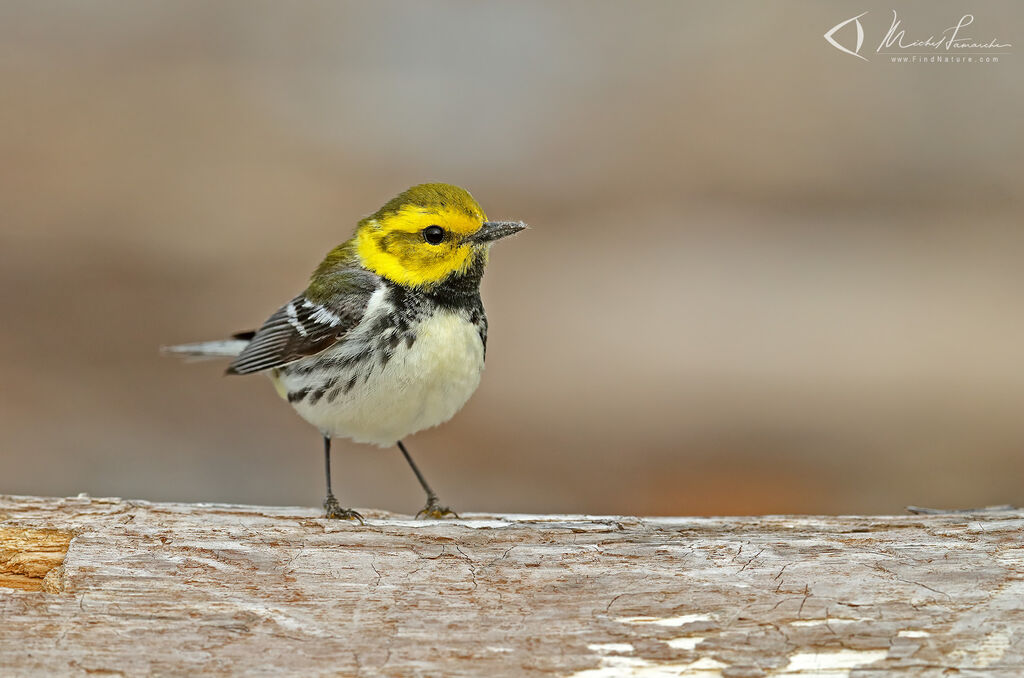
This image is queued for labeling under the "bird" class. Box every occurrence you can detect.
[164,183,526,522]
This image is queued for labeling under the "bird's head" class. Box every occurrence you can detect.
[353,183,525,288]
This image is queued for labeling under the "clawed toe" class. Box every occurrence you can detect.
[416,502,459,520]
[327,507,364,523]
[323,495,364,524]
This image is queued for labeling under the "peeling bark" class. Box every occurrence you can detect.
[1,495,1022,676]
[0,526,72,591]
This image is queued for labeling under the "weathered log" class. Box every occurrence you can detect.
[1,494,1022,676]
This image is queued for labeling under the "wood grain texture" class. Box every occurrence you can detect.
[0,526,72,591]
[1,494,1023,676]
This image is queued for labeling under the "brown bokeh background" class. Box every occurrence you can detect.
[2,2,1022,516]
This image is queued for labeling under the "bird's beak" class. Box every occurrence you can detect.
[470,220,527,244]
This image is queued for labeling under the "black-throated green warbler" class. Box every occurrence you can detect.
[165,183,526,522]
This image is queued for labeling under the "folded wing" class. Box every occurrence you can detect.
[227,277,376,375]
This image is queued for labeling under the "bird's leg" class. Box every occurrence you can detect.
[322,435,363,523]
[397,440,459,519]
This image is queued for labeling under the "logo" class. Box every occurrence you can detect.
[824,12,868,61]
[825,11,1012,63]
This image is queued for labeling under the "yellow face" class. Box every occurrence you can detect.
[355,185,489,288]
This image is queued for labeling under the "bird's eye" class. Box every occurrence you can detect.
[423,225,445,245]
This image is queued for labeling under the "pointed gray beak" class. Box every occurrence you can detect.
[470,220,527,244]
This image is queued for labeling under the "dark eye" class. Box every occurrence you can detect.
[423,225,445,245]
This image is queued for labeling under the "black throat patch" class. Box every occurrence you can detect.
[425,255,485,311]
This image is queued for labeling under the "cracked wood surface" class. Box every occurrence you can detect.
[1,495,1023,677]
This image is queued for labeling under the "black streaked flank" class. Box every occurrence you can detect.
[288,387,310,404]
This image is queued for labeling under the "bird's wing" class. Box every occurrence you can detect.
[227,270,379,376]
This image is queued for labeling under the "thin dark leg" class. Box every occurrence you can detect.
[397,440,458,519]
[321,435,363,523]
[397,440,438,503]
[324,435,334,498]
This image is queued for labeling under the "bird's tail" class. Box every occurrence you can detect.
[160,336,251,362]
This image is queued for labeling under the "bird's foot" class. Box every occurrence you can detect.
[416,497,459,520]
[323,494,364,524]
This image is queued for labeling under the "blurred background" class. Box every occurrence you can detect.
[1,1,1022,516]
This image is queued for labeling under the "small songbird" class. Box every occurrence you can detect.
[165,183,526,522]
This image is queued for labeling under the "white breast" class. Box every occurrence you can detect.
[281,309,485,446]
